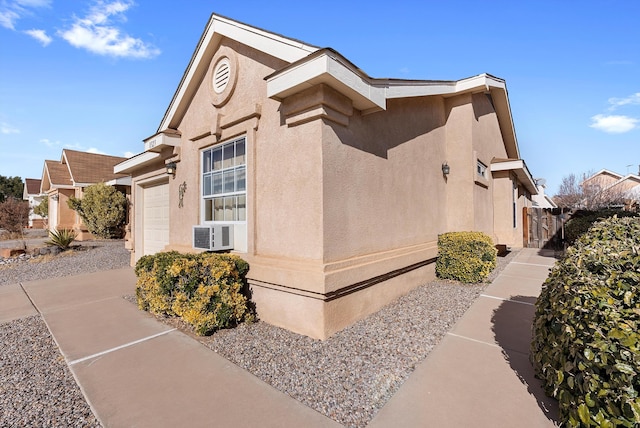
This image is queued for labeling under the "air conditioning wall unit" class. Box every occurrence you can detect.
[192,225,234,251]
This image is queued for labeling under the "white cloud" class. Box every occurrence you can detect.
[1,122,20,134]
[0,0,51,30]
[58,1,160,59]
[123,151,134,158]
[608,92,640,111]
[24,28,51,45]
[589,114,638,134]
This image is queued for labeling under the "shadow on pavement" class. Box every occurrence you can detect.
[491,295,560,426]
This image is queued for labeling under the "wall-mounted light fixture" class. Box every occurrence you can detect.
[166,161,177,176]
[442,162,450,175]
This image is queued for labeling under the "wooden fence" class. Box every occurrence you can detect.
[523,207,565,249]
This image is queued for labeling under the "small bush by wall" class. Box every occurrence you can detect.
[435,231,497,283]
[135,251,253,335]
[531,216,640,427]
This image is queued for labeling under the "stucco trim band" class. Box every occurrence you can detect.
[248,257,435,303]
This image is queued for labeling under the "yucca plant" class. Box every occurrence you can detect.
[45,228,77,250]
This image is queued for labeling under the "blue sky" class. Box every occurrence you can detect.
[1,0,639,195]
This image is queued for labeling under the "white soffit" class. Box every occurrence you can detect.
[491,159,538,194]
[266,52,386,111]
[114,151,161,174]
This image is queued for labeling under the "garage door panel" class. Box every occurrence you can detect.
[143,182,169,256]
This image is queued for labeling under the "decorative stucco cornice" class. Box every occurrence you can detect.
[265,49,520,159]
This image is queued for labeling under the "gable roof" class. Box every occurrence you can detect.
[158,13,319,132]
[581,169,623,185]
[43,159,73,189]
[24,178,41,195]
[41,150,129,192]
[62,149,128,185]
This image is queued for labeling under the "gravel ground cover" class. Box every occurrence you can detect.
[0,240,130,286]
[1,241,129,427]
[1,241,518,428]
[0,315,101,427]
[162,250,519,428]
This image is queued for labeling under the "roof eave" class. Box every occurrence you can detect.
[490,159,538,194]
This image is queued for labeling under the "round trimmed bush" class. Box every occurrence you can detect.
[435,231,497,283]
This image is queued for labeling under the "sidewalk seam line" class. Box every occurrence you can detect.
[510,261,554,268]
[19,282,41,315]
[480,294,535,306]
[68,328,177,366]
[446,333,501,348]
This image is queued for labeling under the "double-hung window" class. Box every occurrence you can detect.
[202,136,246,222]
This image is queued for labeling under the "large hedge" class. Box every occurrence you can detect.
[135,251,253,335]
[531,216,640,427]
[564,209,638,246]
[435,231,497,283]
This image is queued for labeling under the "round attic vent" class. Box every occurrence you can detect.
[213,59,231,94]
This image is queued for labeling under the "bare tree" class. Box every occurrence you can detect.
[554,173,583,209]
[554,171,632,210]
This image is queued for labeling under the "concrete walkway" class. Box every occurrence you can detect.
[2,248,560,427]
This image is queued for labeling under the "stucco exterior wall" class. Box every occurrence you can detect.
[322,96,447,263]
[122,28,533,339]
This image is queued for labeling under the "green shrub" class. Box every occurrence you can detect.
[564,209,638,246]
[435,231,497,283]
[33,197,48,219]
[135,251,252,335]
[68,183,128,239]
[45,229,77,250]
[531,216,640,427]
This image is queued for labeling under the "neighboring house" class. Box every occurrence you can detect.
[581,169,640,210]
[581,169,623,196]
[532,179,557,209]
[115,14,538,339]
[41,149,131,240]
[23,178,46,228]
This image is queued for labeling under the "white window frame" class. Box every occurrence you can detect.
[201,136,247,224]
[477,160,488,179]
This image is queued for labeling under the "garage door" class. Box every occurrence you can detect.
[143,182,169,255]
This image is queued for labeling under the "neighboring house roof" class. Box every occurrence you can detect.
[156,13,522,160]
[24,178,42,196]
[62,149,128,185]
[42,149,129,192]
[43,159,73,190]
[581,169,623,186]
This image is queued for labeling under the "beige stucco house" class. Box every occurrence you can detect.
[41,149,131,240]
[116,14,537,339]
[581,169,640,210]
